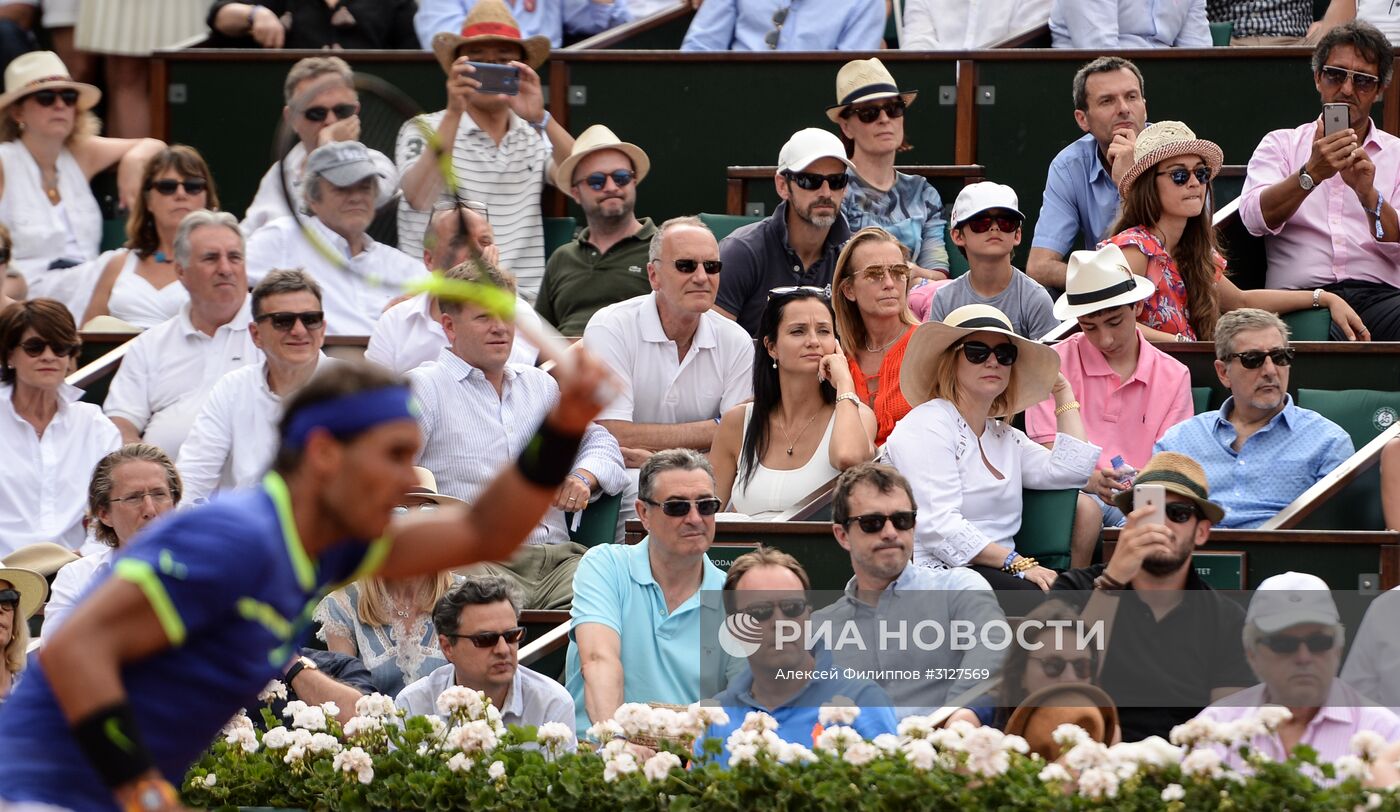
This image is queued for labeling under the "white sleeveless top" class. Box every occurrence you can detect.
[0,141,102,280]
[107,251,188,329]
[730,403,841,521]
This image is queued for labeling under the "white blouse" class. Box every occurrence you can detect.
[885,398,1100,568]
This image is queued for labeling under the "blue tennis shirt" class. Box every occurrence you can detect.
[0,473,388,811]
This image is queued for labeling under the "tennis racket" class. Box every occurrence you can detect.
[271,71,574,370]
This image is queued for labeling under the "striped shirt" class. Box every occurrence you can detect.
[408,347,626,545]
[395,110,551,299]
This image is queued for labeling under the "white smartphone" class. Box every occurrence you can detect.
[1324,102,1349,137]
[1133,483,1167,526]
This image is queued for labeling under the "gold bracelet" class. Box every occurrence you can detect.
[1011,556,1038,574]
[1054,400,1080,416]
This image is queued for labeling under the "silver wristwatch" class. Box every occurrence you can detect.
[1299,166,1316,191]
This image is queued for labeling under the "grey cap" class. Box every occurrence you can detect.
[306,141,385,188]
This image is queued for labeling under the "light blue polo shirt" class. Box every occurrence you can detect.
[565,537,734,735]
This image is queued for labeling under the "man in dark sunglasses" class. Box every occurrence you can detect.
[716,128,854,335]
[931,182,1059,339]
[1155,309,1353,529]
[818,463,1007,717]
[395,575,577,752]
[537,125,656,335]
[1238,21,1400,341]
[1196,571,1400,769]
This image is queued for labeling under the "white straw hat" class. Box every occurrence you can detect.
[1052,243,1155,320]
[900,304,1061,416]
[0,51,100,114]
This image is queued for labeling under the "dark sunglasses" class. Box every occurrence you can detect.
[959,340,1018,366]
[743,599,809,622]
[1157,166,1212,186]
[673,258,722,275]
[1260,632,1336,655]
[963,215,1021,234]
[302,103,359,122]
[1224,347,1295,369]
[643,497,722,517]
[782,170,850,192]
[18,338,79,358]
[445,626,526,648]
[1320,65,1380,93]
[764,4,790,49]
[1032,655,1093,679]
[147,178,208,196]
[769,285,828,299]
[31,89,79,107]
[845,511,917,533]
[1164,502,1201,524]
[255,310,325,331]
[576,169,634,191]
[0,588,18,607]
[846,99,907,124]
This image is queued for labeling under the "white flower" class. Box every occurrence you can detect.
[436,686,486,719]
[586,719,625,743]
[603,752,638,782]
[643,751,682,782]
[740,711,778,733]
[355,694,398,720]
[222,712,254,735]
[1170,718,1219,748]
[1052,724,1089,749]
[966,750,1011,778]
[284,746,307,764]
[223,726,260,755]
[1037,763,1072,784]
[687,703,730,729]
[818,701,861,727]
[290,705,327,732]
[1161,783,1185,802]
[842,742,879,767]
[446,753,474,773]
[814,725,861,753]
[1110,736,1183,770]
[1076,766,1119,799]
[203,773,217,788]
[258,680,288,703]
[343,716,385,739]
[1366,792,1384,810]
[776,742,816,765]
[897,715,934,740]
[537,722,573,751]
[872,733,900,754]
[333,746,374,785]
[1219,717,1265,746]
[1254,705,1292,731]
[488,760,507,781]
[1353,731,1389,762]
[318,701,340,719]
[1336,755,1371,782]
[262,727,290,750]
[613,703,655,737]
[447,720,500,755]
[728,743,760,768]
[1180,748,1223,778]
[904,739,937,772]
[309,732,342,755]
[1002,734,1029,755]
[1063,741,1111,772]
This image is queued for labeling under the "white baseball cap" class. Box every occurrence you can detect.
[1245,571,1340,635]
[777,128,854,174]
[950,182,1024,228]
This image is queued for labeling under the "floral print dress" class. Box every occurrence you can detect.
[1104,225,1224,340]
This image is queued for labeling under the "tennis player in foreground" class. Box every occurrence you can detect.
[0,356,617,812]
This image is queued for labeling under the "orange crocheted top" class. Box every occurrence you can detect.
[847,327,914,446]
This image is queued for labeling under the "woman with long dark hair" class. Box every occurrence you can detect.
[712,288,877,519]
[1107,121,1366,341]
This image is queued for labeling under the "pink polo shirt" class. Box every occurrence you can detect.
[1239,118,1400,290]
[1025,330,1192,470]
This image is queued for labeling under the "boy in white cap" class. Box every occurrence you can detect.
[715,127,853,335]
[929,182,1059,339]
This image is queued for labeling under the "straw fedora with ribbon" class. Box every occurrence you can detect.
[405,467,466,508]
[1004,683,1119,761]
[553,124,651,191]
[1117,120,1224,198]
[1052,243,1155,320]
[0,555,50,623]
[1112,451,1226,523]
[900,304,1061,416]
[430,0,550,74]
[826,58,917,123]
[0,50,100,115]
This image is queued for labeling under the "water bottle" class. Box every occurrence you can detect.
[1110,455,1137,487]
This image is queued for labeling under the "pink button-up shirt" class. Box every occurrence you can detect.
[1240,118,1400,290]
[1026,330,1193,470]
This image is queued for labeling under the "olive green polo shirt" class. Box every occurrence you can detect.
[535,217,657,336]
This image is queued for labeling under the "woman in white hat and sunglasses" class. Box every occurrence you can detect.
[0,561,45,703]
[886,304,1102,591]
[1106,121,1367,342]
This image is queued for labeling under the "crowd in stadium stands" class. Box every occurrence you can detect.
[7,0,1400,800]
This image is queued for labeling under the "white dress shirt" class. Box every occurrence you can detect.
[409,348,625,546]
[240,143,399,239]
[102,299,262,459]
[1341,586,1400,708]
[885,398,1100,567]
[176,354,335,504]
[901,0,1052,49]
[0,384,121,555]
[42,546,113,636]
[582,292,754,425]
[364,291,540,374]
[245,215,427,337]
[394,661,577,752]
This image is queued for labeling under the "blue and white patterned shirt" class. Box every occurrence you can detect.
[842,170,949,272]
[1153,395,1354,529]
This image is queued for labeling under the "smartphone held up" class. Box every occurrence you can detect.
[462,61,520,95]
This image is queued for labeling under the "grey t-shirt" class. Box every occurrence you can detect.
[928,269,1060,339]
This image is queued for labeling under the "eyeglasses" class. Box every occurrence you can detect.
[31,89,79,107]
[672,258,722,275]
[962,215,1021,234]
[444,626,526,648]
[255,310,326,331]
[1031,655,1093,679]
[1259,632,1336,655]
[1320,65,1380,93]
[1157,166,1212,186]
[769,285,828,299]
[146,178,209,196]
[844,511,917,533]
[302,103,360,122]
[742,599,809,621]
[576,170,634,191]
[1224,347,1295,369]
[391,503,440,515]
[17,338,80,358]
[643,497,722,517]
[109,489,175,508]
[1164,502,1201,524]
[0,588,19,607]
[859,264,909,283]
[846,99,907,124]
[431,198,489,216]
[781,170,850,192]
[958,341,1018,366]
[764,4,790,49]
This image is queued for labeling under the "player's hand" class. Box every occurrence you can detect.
[508,61,546,127]
[250,5,286,49]
[553,470,593,512]
[546,347,618,436]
